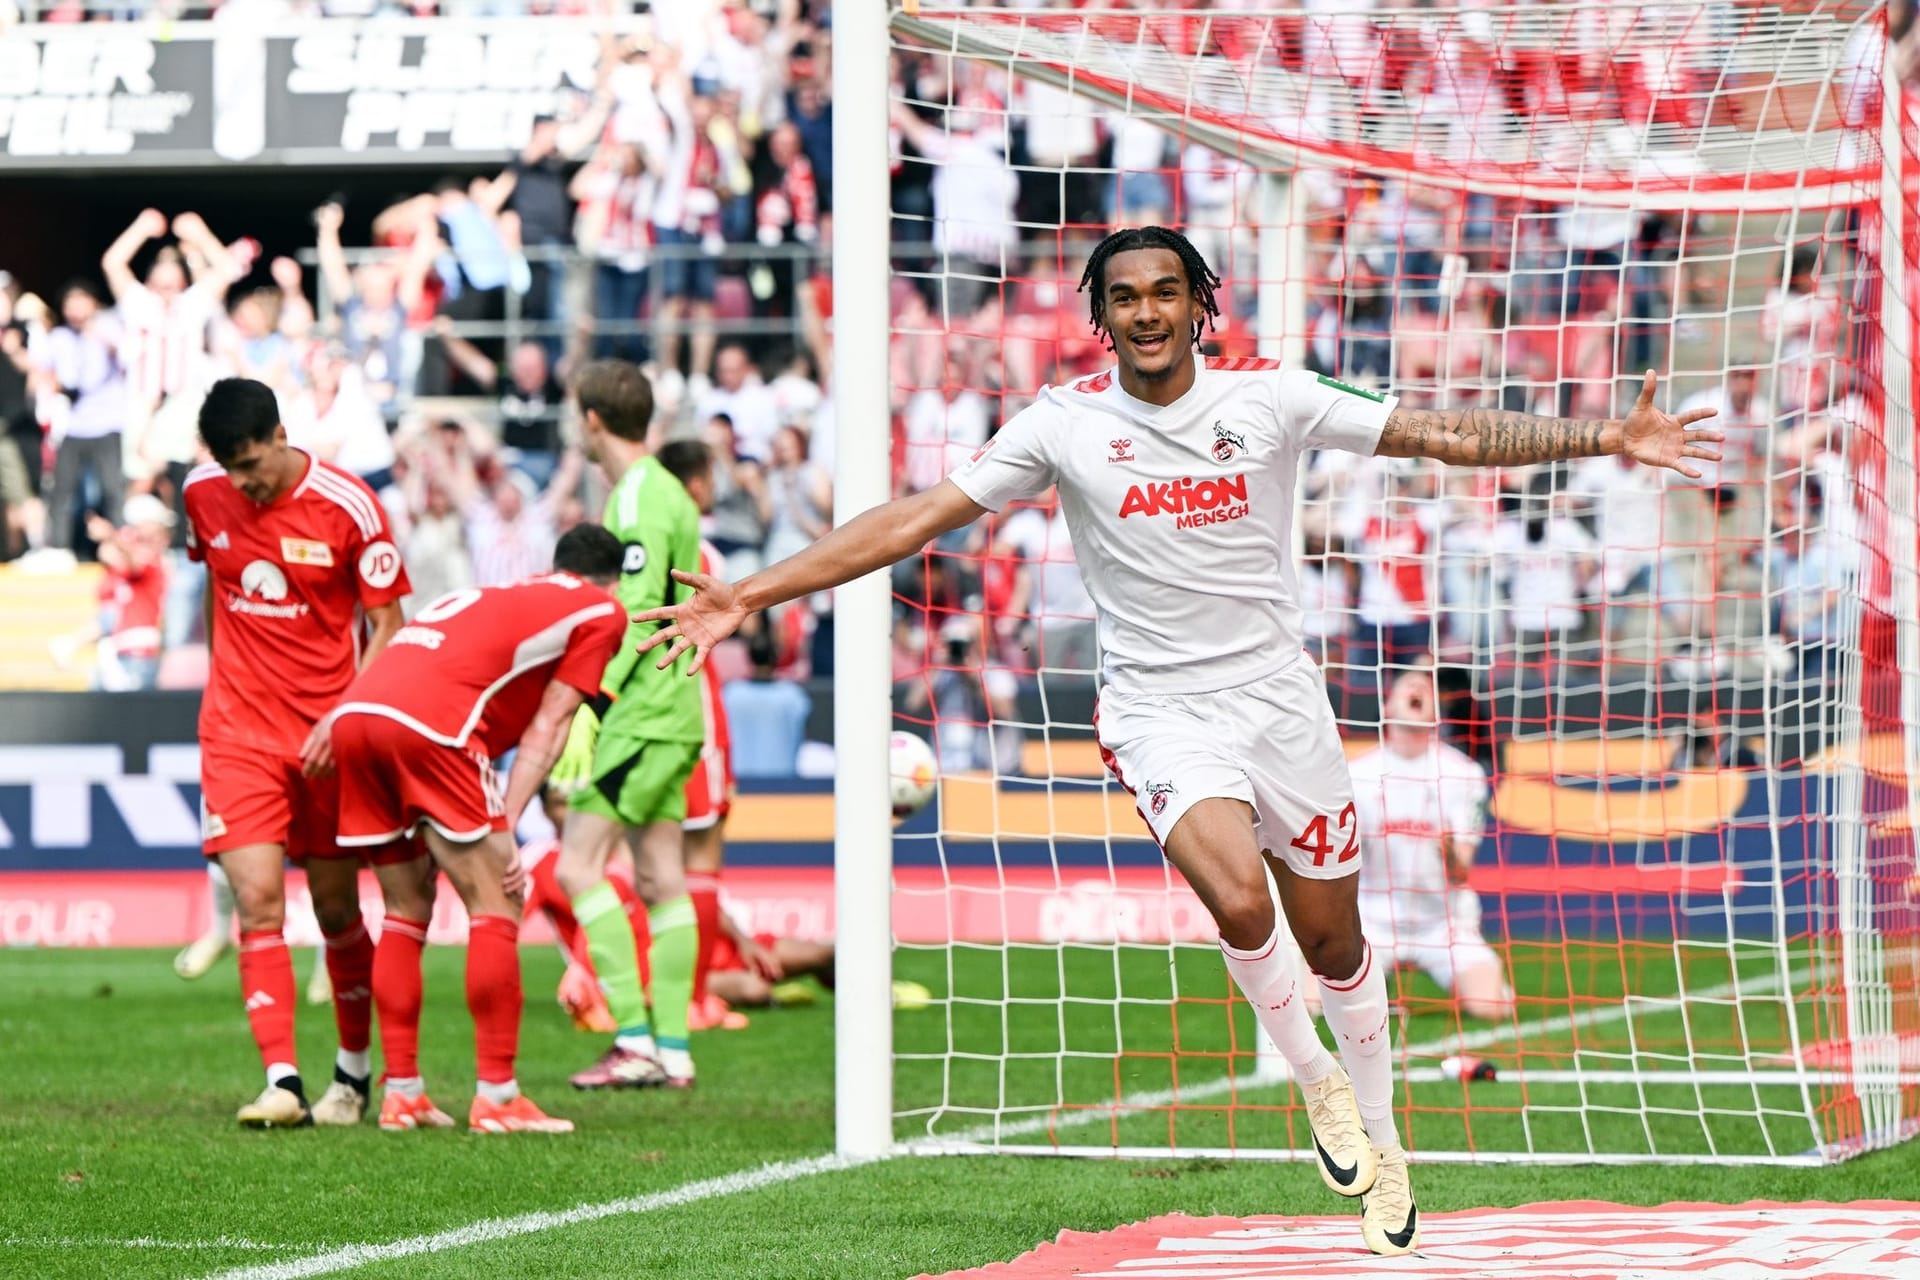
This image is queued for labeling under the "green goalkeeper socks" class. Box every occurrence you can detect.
[572,882,650,1039]
[646,895,697,1051]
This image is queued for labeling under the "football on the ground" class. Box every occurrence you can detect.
[889,731,939,818]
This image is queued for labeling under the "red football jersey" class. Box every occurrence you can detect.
[696,540,731,764]
[332,574,625,758]
[186,451,411,755]
[101,559,168,659]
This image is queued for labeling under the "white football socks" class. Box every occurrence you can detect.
[1220,927,1337,1085]
[1315,941,1401,1150]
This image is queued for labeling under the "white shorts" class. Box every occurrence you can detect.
[1094,657,1360,881]
[1362,889,1501,990]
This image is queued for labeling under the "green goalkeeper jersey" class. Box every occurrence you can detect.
[597,455,706,744]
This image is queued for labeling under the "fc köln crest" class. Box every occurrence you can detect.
[1212,421,1246,462]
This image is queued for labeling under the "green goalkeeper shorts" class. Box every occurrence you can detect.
[570,738,702,828]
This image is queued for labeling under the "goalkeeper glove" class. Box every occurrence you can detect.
[550,703,602,798]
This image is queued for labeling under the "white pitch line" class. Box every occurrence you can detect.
[194,1153,879,1280]
[913,965,1801,1148]
[3,1235,285,1253]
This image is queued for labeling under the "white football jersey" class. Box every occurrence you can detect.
[949,356,1395,695]
[1350,740,1490,928]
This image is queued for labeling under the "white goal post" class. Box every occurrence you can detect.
[833,0,1920,1166]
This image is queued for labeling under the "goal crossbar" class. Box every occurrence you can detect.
[893,3,1878,212]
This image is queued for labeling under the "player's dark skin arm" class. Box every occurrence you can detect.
[633,479,988,672]
[1375,369,1725,477]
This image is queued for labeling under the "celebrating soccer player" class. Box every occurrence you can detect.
[185,378,410,1129]
[1349,667,1514,1023]
[323,525,630,1134]
[631,226,1722,1254]
[550,361,709,1090]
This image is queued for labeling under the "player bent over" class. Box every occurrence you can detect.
[633,227,1721,1254]
[323,525,630,1134]
[186,378,409,1128]
[551,363,708,1091]
[1348,668,1514,1022]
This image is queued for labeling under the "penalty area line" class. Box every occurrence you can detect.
[194,1152,881,1280]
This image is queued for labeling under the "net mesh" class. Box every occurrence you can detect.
[880,0,1920,1164]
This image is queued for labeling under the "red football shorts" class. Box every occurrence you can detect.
[683,744,733,831]
[331,712,506,850]
[200,737,349,861]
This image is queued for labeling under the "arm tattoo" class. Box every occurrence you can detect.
[1378,408,1614,466]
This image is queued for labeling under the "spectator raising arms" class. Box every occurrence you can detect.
[572,141,660,368]
[315,200,434,420]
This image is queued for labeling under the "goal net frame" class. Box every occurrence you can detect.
[829,0,1920,1167]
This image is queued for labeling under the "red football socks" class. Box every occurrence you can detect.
[687,872,722,1006]
[237,929,299,1074]
[373,915,428,1081]
[467,914,523,1085]
[322,915,374,1055]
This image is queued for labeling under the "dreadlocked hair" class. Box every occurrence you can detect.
[1078,225,1222,351]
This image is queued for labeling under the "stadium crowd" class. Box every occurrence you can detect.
[0,0,1869,759]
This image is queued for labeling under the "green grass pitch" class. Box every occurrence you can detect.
[1,945,1914,1279]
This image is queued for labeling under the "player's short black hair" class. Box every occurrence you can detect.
[198,377,283,463]
[1078,225,1221,350]
[552,523,624,583]
[656,439,714,490]
[575,359,654,442]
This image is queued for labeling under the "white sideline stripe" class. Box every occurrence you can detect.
[4,1235,284,1252]
[194,1153,877,1280]
[916,965,1803,1149]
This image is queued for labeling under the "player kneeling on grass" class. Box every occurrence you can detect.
[321,525,630,1134]
[1345,667,1513,1023]
[629,226,1722,1256]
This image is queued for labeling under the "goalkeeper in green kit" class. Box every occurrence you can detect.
[551,361,707,1089]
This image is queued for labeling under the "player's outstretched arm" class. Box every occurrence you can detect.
[634,478,989,673]
[1376,369,1726,478]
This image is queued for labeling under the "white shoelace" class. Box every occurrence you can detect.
[1367,1151,1414,1225]
[1304,1075,1366,1153]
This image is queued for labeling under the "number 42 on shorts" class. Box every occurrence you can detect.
[1289,801,1358,867]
